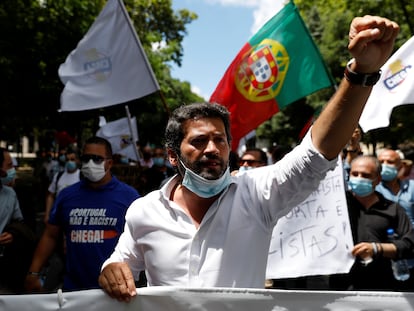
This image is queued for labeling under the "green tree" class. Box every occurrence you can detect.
[0,0,200,150]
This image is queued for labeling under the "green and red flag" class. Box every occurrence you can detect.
[210,1,334,151]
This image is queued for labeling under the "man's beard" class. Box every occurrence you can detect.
[178,155,227,180]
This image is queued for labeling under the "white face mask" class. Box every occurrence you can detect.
[81,160,106,182]
[180,160,231,198]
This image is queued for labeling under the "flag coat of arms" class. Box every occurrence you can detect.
[58,0,159,111]
[359,35,414,132]
[210,1,333,150]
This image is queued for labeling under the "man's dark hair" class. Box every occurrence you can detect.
[165,103,232,155]
[351,155,382,176]
[84,136,113,158]
[243,148,268,164]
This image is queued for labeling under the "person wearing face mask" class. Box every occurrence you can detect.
[375,148,414,289]
[25,137,140,293]
[0,147,36,293]
[232,148,268,175]
[329,155,414,291]
[375,149,414,225]
[140,147,175,195]
[40,148,81,291]
[98,16,401,302]
[43,148,81,224]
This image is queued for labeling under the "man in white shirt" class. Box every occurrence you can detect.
[99,15,400,302]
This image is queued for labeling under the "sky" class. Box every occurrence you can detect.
[171,0,286,100]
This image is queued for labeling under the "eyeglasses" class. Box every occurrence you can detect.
[239,159,262,165]
[80,154,110,164]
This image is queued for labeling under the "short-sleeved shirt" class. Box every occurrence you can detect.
[103,132,337,288]
[376,179,414,225]
[48,169,81,196]
[49,176,139,290]
[0,186,23,233]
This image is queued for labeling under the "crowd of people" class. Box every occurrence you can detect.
[1,12,414,305]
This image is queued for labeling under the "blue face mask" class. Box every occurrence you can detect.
[119,157,129,165]
[348,177,374,197]
[180,161,231,198]
[65,160,77,172]
[59,154,66,163]
[381,164,398,181]
[238,166,253,173]
[1,167,16,185]
[153,157,165,167]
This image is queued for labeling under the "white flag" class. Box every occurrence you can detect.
[96,116,139,160]
[58,0,159,111]
[359,36,414,132]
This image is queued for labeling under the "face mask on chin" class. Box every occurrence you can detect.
[1,167,16,185]
[81,160,106,182]
[179,160,231,198]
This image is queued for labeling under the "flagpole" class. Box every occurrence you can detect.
[125,105,141,161]
[117,0,160,90]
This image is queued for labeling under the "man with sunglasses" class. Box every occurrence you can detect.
[99,16,400,302]
[238,148,268,173]
[25,137,139,292]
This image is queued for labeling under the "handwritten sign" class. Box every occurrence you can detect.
[266,158,354,279]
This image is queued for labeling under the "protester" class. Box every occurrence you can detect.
[0,147,36,293]
[376,149,414,222]
[330,155,414,290]
[140,146,175,194]
[138,146,153,168]
[98,15,400,302]
[44,148,81,224]
[375,148,414,288]
[235,148,268,174]
[24,137,140,292]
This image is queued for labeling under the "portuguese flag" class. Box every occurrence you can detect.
[210,1,334,151]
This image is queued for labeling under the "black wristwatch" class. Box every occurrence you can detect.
[344,58,381,87]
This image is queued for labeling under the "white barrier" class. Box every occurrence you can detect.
[1,287,414,311]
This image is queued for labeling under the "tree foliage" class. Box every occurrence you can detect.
[0,0,201,150]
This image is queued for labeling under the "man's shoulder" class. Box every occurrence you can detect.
[0,185,17,197]
[110,176,140,197]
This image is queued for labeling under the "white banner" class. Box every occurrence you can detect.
[2,287,414,311]
[267,158,355,279]
[359,35,414,132]
[59,0,159,111]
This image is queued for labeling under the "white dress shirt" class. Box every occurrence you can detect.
[102,132,337,288]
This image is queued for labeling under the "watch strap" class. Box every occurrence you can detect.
[344,58,381,87]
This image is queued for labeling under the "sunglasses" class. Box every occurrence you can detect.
[239,159,262,165]
[80,154,110,164]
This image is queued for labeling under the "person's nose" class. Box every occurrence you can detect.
[205,140,219,155]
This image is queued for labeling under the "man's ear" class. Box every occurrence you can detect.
[167,149,178,167]
[373,174,381,187]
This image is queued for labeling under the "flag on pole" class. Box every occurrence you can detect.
[359,36,414,132]
[58,0,159,111]
[210,1,333,151]
[96,116,140,161]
